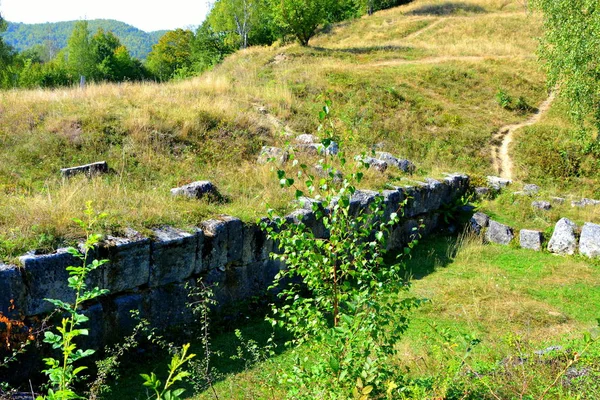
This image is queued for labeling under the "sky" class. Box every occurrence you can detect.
[0,0,211,32]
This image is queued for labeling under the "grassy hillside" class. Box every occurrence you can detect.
[0,0,596,260]
[2,19,166,60]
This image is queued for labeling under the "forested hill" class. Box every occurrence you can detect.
[2,19,166,60]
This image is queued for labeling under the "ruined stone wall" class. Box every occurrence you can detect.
[0,174,469,348]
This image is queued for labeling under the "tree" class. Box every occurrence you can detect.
[66,20,95,80]
[533,0,600,143]
[271,0,331,46]
[0,6,16,88]
[146,29,194,81]
[191,22,234,73]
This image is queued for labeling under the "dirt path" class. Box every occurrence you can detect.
[491,91,556,180]
[366,55,525,68]
[404,18,445,41]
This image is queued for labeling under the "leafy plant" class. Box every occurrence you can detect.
[496,89,513,110]
[140,343,196,400]
[261,101,422,398]
[37,201,109,400]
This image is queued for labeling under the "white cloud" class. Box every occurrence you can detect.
[1,0,211,32]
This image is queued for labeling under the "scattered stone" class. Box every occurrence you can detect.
[532,201,552,210]
[313,164,343,181]
[520,229,543,251]
[60,161,109,178]
[295,134,318,144]
[571,198,600,208]
[296,141,339,156]
[534,345,563,356]
[523,184,540,195]
[474,187,491,198]
[579,222,600,258]
[548,218,578,255]
[257,146,289,165]
[485,220,514,245]
[375,152,415,173]
[487,176,511,191]
[362,157,388,173]
[171,181,221,201]
[470,212,489,235]
[565,367,590,380]
[551,197,566,204]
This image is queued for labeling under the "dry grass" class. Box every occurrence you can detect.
[0,0,567,260]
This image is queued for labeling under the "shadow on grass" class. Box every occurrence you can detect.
[387,234,461,280]
[406,2,487,16]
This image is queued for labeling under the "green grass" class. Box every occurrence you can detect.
[102,234,600,399]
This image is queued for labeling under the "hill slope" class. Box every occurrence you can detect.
[2,19,166,59]
[0,0,596,260]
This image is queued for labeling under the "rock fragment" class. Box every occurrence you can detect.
[485,220,514,245]
[548,218,578,255]
[520,229,543,251]
[579,222,600,258]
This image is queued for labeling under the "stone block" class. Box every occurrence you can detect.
[257,146,288,165]
[375,152,415,173]
[60,161,109,178]
[19,248,102,315]
[470,212,490,235]
[362,157,388,173]
[149,227,198,287]
[76,303,105,350]
[349,189,379,216]
[97,230,151,293]
[579,222,600,258]
[487,176,511,190]
[147,283,194,329]
[0,264,26,317]
[201,216,243,269]
[194,228,206,274]
[532,201,551,210]
[170,181,221,201]
[571,198,600,208]
[523,184,540,195]
[520,229,543,251]
[112,293,144,337]
[485,220,514,245]
[382,189,404,220]
[548,218,578,255]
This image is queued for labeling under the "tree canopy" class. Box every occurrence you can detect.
[534,0,600,142]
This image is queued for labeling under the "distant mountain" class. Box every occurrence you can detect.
[1,19,168,60]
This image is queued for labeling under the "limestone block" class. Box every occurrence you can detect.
[170,181,220,200]
[60,161,109,178]
[548,218,578,255]
[201,216,243,269]
[362,157,388,173]
[257,146,288,165]
[286,209,326,238]
[375,152,415,173]
[520,229,543,251]
[112,293,144,337]
[194,228,206,274]
[532,201,551,210]
[0,264,26,317]
[97,230,151,293]
[147,283,194,329]
[485,220,514,245]
[349,189,379,216]
[474,187,491,198]
[76,303,105,350]
[571,198,600,208]
[470,212,490,235]
[149,227,198,287]
[523,184,540,195]
[487,176,511,190]
[313,164,343,182]
[19,248,102,315]
[382,189,404,220]
[579,222,600,258]
[404,182,444,217]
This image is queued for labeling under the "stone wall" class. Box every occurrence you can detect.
[0,174,469,348]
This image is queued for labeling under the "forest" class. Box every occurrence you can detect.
[0,0,411,88]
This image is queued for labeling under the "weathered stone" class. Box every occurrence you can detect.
[286,209,326,238]
[520,229,543,251]
[313,164,343,181]
[362,157,388,173]
[257,146,289,165]
[149,227,198,287]
[19,248,102,315]
[523,184,540,195]
[77,303,105,350]
[485,220,514,245]
[112,293,144,338]
[375,152,415,173]
[382,189,404,220]
[349,189,379,215]
[147,282,194,329]
[0,264,26,317]
[487,176,511,191]
[470,212,489,235]
[571,198,600,208]
[200,216,243,269]
[548,218,578,255]
[194,228,206,274]
[295,134,317,144]
[579,222,600,258]
[443,173,470,193]
[404,182,445,218]
[532,201,552,210]
[296,141,339,156]
[170,181,220,200]
[297,196,324,211]
[97,230,151,293]
[60,161,109,178]
[551,197,566,204]
[474,187,491,198]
